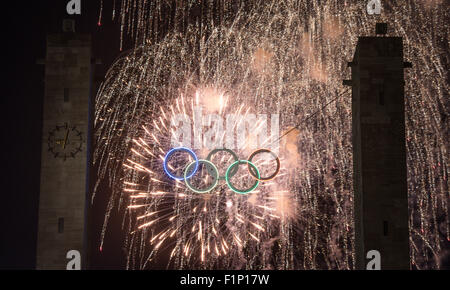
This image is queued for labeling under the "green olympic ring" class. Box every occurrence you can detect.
[225,160,260,195]
[184,159,219,193]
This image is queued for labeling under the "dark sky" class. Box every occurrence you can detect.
[0,0,126,269]
[1,0,448,271]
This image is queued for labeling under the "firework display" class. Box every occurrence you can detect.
[93,0,449,269]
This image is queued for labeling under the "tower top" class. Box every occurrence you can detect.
[375,23,388,35]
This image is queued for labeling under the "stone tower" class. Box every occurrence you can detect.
[346,24,411,269]
[36,20,91,269]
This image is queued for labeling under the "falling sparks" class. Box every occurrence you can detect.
[94,1,449,269]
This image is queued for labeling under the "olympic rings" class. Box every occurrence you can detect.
[162,147,280,194]
[247,149,280,181]
[184,160,219,193]
[225,160,260,194]
[163,147,199,180]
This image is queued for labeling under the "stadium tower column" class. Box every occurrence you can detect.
[344,23,412,270]
[36,19,92,270]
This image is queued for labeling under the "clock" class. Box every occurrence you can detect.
[47,123,83,161]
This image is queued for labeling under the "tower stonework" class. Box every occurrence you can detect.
[36,31,91,269]
[348,33,411,269]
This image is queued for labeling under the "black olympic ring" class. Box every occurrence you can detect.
[247,148,281,181]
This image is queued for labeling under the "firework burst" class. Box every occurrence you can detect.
[120,89,294,269]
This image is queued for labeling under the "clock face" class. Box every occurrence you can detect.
[47,123,83,161]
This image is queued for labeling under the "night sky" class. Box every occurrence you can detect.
[1,1,126,269]
[1,1,448,270]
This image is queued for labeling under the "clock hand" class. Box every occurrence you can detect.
[63,129,70,149]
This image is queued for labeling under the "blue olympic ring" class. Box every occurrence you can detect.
[163,147,199,180]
